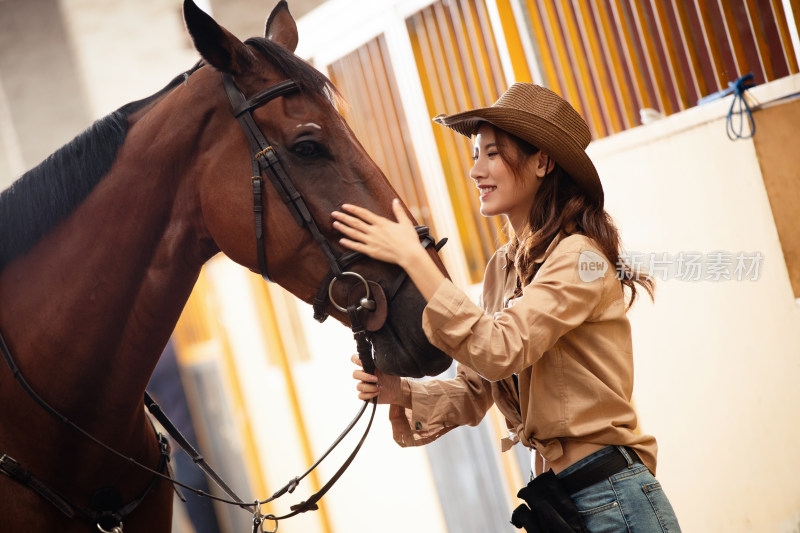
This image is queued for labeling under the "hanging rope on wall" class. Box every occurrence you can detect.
[697,73,758,141]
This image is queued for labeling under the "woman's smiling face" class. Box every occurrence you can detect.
[469,124,544,233]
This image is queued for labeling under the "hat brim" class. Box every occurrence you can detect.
[433,107,603,204]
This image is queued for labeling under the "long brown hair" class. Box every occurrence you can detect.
[490,125,654,307]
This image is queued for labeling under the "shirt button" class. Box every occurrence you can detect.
[414,421,422,430]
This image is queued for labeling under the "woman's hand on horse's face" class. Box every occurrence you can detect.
[332,199,423,269]
[351,354,402,404]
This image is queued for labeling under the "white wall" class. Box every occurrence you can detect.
[588,74,800,532]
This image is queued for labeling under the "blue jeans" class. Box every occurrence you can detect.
[557,446,682,533]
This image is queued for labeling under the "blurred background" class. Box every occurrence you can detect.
[2,0,800,531]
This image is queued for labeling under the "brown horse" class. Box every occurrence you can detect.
[0,2,450,531]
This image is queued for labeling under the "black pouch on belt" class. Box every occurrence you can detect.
[510,470,588,533]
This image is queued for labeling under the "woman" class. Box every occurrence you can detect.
[331,83,681,532]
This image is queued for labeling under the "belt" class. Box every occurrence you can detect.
[558,446,641,496]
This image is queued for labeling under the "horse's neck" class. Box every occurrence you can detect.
[0,113,208,427]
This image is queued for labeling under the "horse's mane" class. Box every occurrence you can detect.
[0,40,335,271]
[0,62,204,271]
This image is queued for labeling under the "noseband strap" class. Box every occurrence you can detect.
[311,225,447,323]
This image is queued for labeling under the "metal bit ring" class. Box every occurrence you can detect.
[328,271,372,313]
[263,514,278,533]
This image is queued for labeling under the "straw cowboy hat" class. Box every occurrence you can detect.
[433,83,603,204]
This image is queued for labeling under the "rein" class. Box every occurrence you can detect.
[0,329,172,533]
[0,326,376,532]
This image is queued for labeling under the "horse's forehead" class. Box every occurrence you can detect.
[282,91,333,120]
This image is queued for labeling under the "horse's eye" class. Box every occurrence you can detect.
[293,141,323,158]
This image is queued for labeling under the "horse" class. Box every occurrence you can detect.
[0,2,451,531]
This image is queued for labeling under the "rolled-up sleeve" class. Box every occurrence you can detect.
[389,364,494,447]
[422,246,605,381]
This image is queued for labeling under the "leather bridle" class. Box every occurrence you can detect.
[0,71,446,533]
[217,72,447,528]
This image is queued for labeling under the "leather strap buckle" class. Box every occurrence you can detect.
[254,146,275,159]
[0,453,19,477]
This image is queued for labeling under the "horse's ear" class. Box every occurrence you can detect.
[183,0,254,75]
[265,1,298,53]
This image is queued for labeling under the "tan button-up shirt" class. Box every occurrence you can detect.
[388,232,658,474]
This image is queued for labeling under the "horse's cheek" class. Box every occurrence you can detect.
[198,181,252,265]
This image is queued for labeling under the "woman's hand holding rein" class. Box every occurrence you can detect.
[351,354,410,407]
